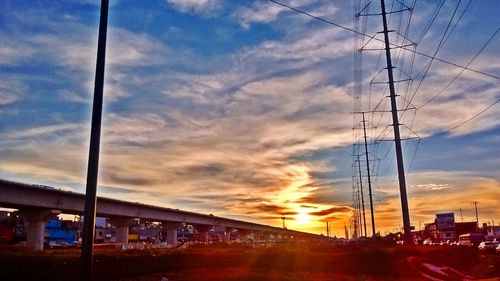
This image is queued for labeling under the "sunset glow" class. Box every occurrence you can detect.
[0,0,498,237]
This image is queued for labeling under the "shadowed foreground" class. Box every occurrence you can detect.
[0,243,499,281]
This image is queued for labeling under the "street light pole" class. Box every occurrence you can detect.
[81,1,109,280]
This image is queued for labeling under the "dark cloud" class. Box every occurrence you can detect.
[176,163,226,177]
[101,171,157,186]
[300,204,317,209]
[298,186,353,206]
[309,206,352,217]
[318,215,342,223]
[100,185,139,194]
[253,204,298,216]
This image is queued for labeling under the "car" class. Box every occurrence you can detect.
[478,241,499,252]
[423,239,433,245]
[496,243,500,253]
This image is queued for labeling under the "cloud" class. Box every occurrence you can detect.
[1,1,499,237]
[0,79,24,105]
[412,183,452,191]
[4,123,82,139]
[1,10,176,103]
[253,204,298,216]
[0,45,36,65]
[234,0,338,29]
[166,0,221,16]
[309,206,352,217]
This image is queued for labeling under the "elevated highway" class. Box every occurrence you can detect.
[0,179,321,249]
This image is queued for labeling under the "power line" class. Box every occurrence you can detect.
[427,97,500,138]
[408,0,464,108]
[267,0,500,80]
[418,27,500,109]
[414,0,445,44]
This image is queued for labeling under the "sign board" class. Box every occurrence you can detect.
[436,213,455,230]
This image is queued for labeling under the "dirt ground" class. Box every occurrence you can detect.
[0,242,499,281]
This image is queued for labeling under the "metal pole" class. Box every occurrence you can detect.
[354,183,360,238]
[357,187,362,236]
[81,1,109,280]
[362,113,376,236]
[379,0,412,243]
[472,201,479,225]
[357,155,367,237]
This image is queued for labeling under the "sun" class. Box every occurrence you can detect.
[295,211,311,225]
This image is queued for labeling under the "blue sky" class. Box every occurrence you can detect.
[0,0,499,235]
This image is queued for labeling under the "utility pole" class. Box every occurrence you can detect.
[357,155,367,237]
[326,221,330,238]
[362,112,376,236]
[472,201,479,226]
[81,1,109,280]
[380,0,412,243]
[357,187,363,236]
[352,185,357,238]
[354,182,362,238]
[353,184,358,238]
[460,208,464,222]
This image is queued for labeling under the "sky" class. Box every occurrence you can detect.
[0,0,499,237]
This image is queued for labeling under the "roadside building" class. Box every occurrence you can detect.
[483,223,500,240]
[424,213,480,242]
[0,211,26,244]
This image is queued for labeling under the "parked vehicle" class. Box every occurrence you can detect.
[459,233,484,247]
[478,241,499,252]
[496,243,500,253]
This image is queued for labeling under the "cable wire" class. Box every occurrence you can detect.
[418,27,500,109]
[267,0,500,80]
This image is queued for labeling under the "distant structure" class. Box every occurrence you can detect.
[412,212,485,243]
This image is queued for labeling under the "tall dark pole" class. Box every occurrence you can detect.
[357,155,367,237]
[357,187,362,237]
[353,184,359,238]
[472,201,479,226]
[380,0,412,243]
[81,1,109,280]
[362,113,376,236]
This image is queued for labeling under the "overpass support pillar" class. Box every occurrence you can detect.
[109,217,136,244]
[162,222,182,246]
[224,228,234,242]
[22,209,56,250]
[195,225,212,244]
[237,229,253,242]
[250,230,256,241]
[166,229,177,245]
[255,231,265,242]
[263,232,272,243]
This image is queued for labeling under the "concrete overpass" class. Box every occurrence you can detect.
[0,179,322,249]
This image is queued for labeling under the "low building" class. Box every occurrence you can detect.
[483,224,500,240]
[424,213,478,242]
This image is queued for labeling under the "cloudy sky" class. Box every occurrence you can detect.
[0,0,499,236]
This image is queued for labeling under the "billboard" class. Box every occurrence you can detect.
[436,213,455,230]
